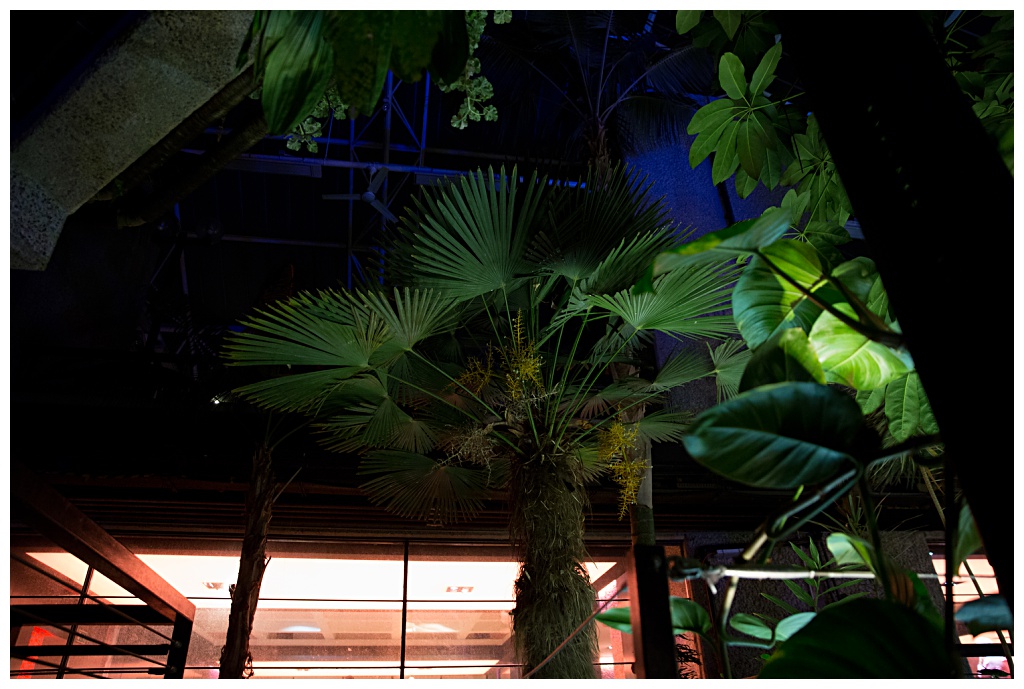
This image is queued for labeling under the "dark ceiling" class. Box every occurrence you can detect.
[9,10,942,543]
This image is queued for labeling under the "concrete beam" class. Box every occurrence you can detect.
[11,10,254,270]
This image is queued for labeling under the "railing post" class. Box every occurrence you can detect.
[626,545,676,678]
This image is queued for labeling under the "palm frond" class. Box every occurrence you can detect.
[391,167,547,300]
[358,450,494,524]
[232,369,377,415]
[224,293,386,368]
[634,409,694,444]
[650,348,716,391]
[643,44,715,96]
[581,228,679,297]
[357,287,460,350]
[708,338,751,403]
[614,95,701,155]
[530,164,674,283]
[586,260,741,337]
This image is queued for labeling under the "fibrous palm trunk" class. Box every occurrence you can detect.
[510,451,598,679]
[219,442,276,679]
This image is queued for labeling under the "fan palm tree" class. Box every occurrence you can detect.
[223,164,740,677]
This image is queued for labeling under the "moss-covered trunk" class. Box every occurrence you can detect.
[509,452,597,679]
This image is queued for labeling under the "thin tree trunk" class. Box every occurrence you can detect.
[510,452,597,679]
[219,442,276,679]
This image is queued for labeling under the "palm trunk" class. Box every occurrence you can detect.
[219,442,276,679]
[510,452,597,679]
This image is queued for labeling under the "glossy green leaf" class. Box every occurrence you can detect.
[718,52,747,101]
[734,239,831,350]
[749,42,782,96]
[714,10,742,40]
[759,599,960,678]
[683,382,863,489]
[389,11,445,83]
[676,9,702,35]
[734,166,758,198]
[653,207,793,276]
[826,532,876,573]
[809,303,913,391]
[730,612,773,640]
[596,597,714,641]
[884,372,935,443]
[427,9,470,83]
[739,327,826,392]
[261,11,335,134]
[686,97,741,136]
[956,596,1013,636]
[711,119,741,184]
[325,10,395,116]
[736,117,767,179]
[855,386,885,415]
[774,612,815,644]
[953,502,983,576]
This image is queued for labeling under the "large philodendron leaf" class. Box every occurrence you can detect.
[739,327,826,393]
[733,239,839,351]
[683,382,863,489]
[884,372,940,443]
[759,599,961,678]
[809,303,913,391]
[357,450,492,524]
[324,10,394,116]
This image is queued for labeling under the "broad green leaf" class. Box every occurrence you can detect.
[388,11,445,82]
[596,597,714,641]
[594,606,633,633]
[734,239,832,350]
[689,107,738,168]
[730,612,773,640]
[711,120,741,184]
[956,596,1013,636]
[714,10,742,40]
[738,327,826,392]
[855,386,885,415]
[884,372,934,443]
[718,52,747,100]
[809,303,913,390]
[759,599,960,678]
[952,502,983,576]
[735,166,759,198]
[774,612,816,643]
[683,382,864,489]
[749,42,782,96]
[652,207,794,275]
[826,532,876,573]
[736,117,767,179]
[676,9,702,35]
[325,10,394,115]
[261,11,335,134]
[686,97,741,136]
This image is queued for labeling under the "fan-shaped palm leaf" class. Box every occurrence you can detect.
[634,409,694,444]
[588,260,741,337]
[358,450,493,523]
[708,337,751,403]
[650,348,715,391]
[391,167,546,300]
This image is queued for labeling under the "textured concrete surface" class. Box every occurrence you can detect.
[11,10,254,270]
